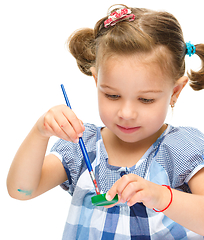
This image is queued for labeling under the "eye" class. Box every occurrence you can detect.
[105,94,120,100]
[139,98,154,104]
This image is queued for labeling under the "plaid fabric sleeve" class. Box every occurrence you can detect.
[153,126,204,191]
[50,138,80,194]
[50,123,98,195]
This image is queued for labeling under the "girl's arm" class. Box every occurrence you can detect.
[106,169,204,236]
[7,105,85,200]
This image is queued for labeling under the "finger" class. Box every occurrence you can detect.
[127,190,144,207]
[105,179,121,201]
[54,113,79,142]
[106,176,130,201]
[104,195,121,208]
[62,107,85,136]
[51,106,82,142]
[46,118,72,141]
[43,105,85,142]
[79,119,85,134]
[106,174,139,201]
[43,112,65,138]
[120,181,143,204]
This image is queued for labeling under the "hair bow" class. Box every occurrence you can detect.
[104,8,135,28]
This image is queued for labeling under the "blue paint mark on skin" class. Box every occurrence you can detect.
[17,189,32,196]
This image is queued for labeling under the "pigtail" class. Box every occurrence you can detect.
[67,28,96,76]
[188,44,204,91]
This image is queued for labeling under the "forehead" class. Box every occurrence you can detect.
[98,53,173,89]
[97,45,175,81]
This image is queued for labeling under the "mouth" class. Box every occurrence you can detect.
[117,125,141,134]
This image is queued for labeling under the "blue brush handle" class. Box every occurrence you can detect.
[60,84,93,172]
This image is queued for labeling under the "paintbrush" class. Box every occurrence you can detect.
[61,84,100,195]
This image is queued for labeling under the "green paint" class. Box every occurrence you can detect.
[17,189,32,196]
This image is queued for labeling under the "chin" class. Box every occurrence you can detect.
[115,133,142,143]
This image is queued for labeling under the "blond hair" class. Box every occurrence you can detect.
[68,4,204,90]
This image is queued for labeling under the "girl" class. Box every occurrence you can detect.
[7,4,204,239]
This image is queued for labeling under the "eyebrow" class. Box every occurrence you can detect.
[139,90,163,93]
[100,85,162,93]
[100,85,118,91]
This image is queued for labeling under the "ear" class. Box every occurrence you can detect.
[170,76,188,106]
[90,67,98,86]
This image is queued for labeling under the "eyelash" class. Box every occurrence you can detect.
[105,94,120,100]
[139,98,155,104]
[105,94,155,104]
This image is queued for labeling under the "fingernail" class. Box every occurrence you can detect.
[121,199,126,203]
[80,121,85,129]
[78,133,83,138]
[73,138,79,143]
[106,193,112,201]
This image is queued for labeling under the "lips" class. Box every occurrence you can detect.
[117,125,141,134]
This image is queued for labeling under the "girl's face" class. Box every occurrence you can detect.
[93,54,180,144]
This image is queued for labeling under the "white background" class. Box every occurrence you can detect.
[1,0,203,239]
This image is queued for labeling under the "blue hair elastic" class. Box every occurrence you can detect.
[186,41,196,57]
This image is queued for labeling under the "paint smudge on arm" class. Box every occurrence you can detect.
[17,189,33,196]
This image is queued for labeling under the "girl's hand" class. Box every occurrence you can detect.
[105,174,171,210]
[36,104,85,142]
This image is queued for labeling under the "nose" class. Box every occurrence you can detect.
[118,101,137,120]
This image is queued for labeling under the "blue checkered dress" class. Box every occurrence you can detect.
[50,123,204,239]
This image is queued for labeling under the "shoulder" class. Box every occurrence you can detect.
[158,125,204,159]
[151,126,204,188]
[50,123,102,158]
[82,123,101,140]
[79,123,102,151]
[168,125,204,138]
[163,125,204,151]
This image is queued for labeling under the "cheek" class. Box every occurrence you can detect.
[97,94,111,121]
[99,102,113,119]
[142,100,170,125]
